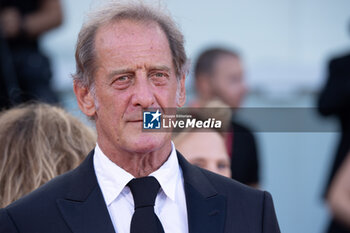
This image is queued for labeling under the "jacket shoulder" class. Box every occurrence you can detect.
[6,168,75,211]
[6,151,95,213]
[1,170,78,233]
[199,168,280,232]
[199,167,265,200]
[329,53,350,67]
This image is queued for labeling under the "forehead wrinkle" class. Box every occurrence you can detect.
[98,32,170,58]
[96,20,169,52]
[95,20,175,79]
[97,39,167,62]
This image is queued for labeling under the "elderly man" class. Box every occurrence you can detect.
[0,2,280,233]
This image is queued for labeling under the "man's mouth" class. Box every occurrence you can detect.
[128,120,143,123]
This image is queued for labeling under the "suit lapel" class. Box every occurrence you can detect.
[56,151,115,233]
[56,149,226,233]
[177,151,227,233]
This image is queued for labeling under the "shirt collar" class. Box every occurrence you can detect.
[150,141,179,202]
[94,144,134,206]
[94,142,180,205]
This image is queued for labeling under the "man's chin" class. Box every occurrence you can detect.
[125,133,170,154]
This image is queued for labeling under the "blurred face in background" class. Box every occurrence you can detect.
[210,55,247,109]
[174,130,231,178]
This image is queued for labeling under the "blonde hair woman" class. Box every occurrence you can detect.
[0,103,96,207]
[173,99,232,178]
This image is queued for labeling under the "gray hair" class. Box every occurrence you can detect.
[73,1,188,88]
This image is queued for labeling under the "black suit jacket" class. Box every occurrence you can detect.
[318,54,350,233]
[231,121,259,185]
[318,53,350,196]
[0,151,280,233]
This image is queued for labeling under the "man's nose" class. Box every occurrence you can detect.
[131,76,156,108]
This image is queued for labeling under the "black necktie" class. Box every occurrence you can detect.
[127,176,165,233]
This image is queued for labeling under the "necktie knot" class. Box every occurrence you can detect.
[127,176,160,209]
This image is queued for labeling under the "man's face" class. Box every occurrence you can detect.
[76,20,185,154]
[210,55,246,108]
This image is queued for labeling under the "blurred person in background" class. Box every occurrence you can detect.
[193,47,259,187]
[0,103,96,208]
[173,100,232,178]
[328,151,350,232]
[174,129,231,178]
[0,0,63,109]
[318,22,350,233]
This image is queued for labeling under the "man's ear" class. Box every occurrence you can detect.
[177,74,186,107]
[73,81,96,117]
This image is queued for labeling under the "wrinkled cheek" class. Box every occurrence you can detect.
[153,89,176,108]
[170,85,181,106]
[175,88,180,105]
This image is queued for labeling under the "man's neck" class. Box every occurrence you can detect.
[97,141,172,178]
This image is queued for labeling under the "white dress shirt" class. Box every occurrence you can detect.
[93,142,188,233]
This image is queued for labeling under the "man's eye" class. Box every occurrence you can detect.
[151,72,167,79]
[151,72,168,85]
[111,75,132,89]
[116,76,129,82]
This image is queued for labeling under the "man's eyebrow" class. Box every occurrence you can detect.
[107,65,172,79]
[149,65,171,73]
[107,68,134,79]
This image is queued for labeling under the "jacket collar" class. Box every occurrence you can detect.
[56,150,116,233]
[57,149,226,233]
[177,151,227,233]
